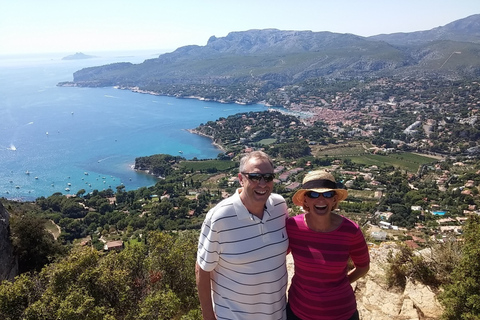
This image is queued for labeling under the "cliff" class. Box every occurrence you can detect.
[0,201,18,281]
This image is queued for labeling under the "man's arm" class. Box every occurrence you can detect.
[195,262,216,320]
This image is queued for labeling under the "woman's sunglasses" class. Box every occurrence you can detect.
[242,172,275,182]
[305,191,335,199]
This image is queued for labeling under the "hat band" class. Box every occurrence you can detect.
[302,179,337,190]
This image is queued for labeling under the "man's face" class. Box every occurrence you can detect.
[238,157,274,206]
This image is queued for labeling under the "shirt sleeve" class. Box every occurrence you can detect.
[197,213,220,272]
[349,226,370,268]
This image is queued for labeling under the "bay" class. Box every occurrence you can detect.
[0,51,268,201]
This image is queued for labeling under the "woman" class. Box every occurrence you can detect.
[286,170,370,320]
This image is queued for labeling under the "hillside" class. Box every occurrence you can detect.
[58,14,480,94]
[369,14,480,45]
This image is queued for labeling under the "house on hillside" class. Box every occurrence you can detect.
[379,221,391,229]
[104,240,124,251]
[371,231,387,241]
[405,240,420,249]
[285,182,301,191]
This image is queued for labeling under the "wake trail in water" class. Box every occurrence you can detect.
[97,155,117,163]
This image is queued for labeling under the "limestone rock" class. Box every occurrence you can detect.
[399,298,420,320]
[404,280,443,319]
[360,279,404,316]
[0,201,18,281]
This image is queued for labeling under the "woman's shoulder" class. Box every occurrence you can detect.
[287,213,304,225]
[339,215,362,232]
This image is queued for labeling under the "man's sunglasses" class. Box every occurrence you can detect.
[242,172,275,182]
[305,191,336,199]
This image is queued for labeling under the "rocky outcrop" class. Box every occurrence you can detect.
[0,201,18,281]
[357,244,443,319]
[286,242,444,320]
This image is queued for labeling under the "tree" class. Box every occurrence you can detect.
[76,189,86,197]
[439,215,480,319]
[10,214,65,273]
[147,231,199,309]
[0,231,202,319]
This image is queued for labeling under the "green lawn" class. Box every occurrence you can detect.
[179,160,237,171]
[45,219,61,240]
[313,142,438,173]
[348,153,436,173]
[258,138,277,145]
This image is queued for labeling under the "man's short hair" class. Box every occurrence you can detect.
[239,151,274,173]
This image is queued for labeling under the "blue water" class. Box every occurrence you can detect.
[432,211,446,215]
[0,52,268,201]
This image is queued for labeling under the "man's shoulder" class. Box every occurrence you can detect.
[205,194,238,220]
[268,193,287,206]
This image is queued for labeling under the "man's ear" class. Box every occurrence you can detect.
[238,173,244,186]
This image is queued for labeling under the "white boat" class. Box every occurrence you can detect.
[25,170,30,175]
[65,188,70,191]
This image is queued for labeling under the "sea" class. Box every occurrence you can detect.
[0,51,269,201]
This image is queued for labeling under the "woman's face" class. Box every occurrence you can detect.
[303,191,338,216]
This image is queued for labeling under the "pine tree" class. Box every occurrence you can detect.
[439,215,480,319]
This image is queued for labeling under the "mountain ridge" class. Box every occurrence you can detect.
[369,14,480,45]
[58,14,480,95]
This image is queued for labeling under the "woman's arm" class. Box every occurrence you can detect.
[347,264,370,283]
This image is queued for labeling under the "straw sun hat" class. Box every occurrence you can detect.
[292,170,348,206]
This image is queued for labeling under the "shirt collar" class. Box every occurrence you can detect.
[233,188,272,221]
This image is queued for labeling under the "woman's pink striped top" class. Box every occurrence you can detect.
[286,214,370,320]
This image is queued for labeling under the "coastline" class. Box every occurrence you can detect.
[185,129,226,153]
[114,85,264,107]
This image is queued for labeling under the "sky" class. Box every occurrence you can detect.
[1,0,479,55]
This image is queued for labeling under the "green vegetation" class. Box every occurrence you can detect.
[179,159,237,173]
[0,231,201,320]
[258,138,276,145]
[349,153,437,173]
[439,215,480,319]
[312,142,439,173]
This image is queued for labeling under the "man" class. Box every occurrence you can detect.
[196,151,289,320]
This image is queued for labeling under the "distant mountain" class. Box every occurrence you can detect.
[58,14,480,92]
[61,52,97,60]
[369,14,480,45]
